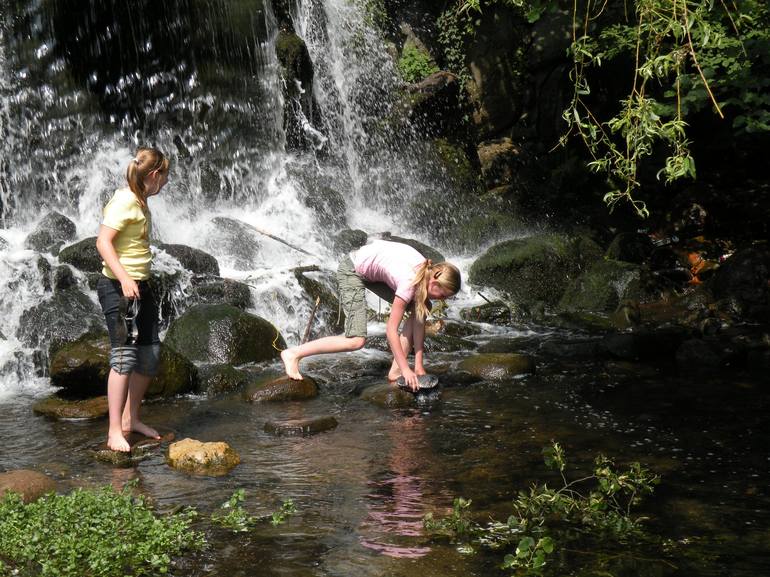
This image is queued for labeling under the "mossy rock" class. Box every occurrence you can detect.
[58,236,101,273]
[164,304,285,365]
[264,416,338,436]
[189,277,252,309]
[458,353,536,380]
[197,364,249,397]
[148,344,200,397]
[460,301,512,325]
[49,334,111,398]
[557,259,644,315]
[33,395,109,420]
[159,243,220,276]
[243,375,319,402]
[359,383,417,408]
[469,234,603,307]
[166,438,240,476]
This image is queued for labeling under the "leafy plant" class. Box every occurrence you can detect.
[0,482,205,577]
[211,489,297,532]
[398,44,440,83]
[423,442,660,575]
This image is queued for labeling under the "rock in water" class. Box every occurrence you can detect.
[93,429,175,466]
[0,470,56,502]
[458,353,536,380]
[264,416,339,436]
[33,396,109,419]
[243,375,319,402]
[166,438,240,476]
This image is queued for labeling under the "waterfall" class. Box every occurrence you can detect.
[0,0,466,400]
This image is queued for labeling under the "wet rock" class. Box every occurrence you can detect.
[24,211,77,253]
[264,416,338,436]
[469,234,603,308]
[404,71,462,136]
[477,338,527,354]
[477,137,527,189]
[36,254,53,291]
[33,395,109,419]
[424,334,478,353]
[148,344,200,397]
[460,301,512,325]
[189,277,252,309]
[458,353,535,380]
[53,264,78,292]
[167,438,240,476]
[359,382,417,408]
[164,304,285,365]
[426,319,479,338]
[605,232,654,264]
[197,364,249,397]
[16,288,104,359]
[58,236,101,273]
[49,333,110,398]
[293,266,345,336]
[275,30,313,97]
[94,429,175,466]
[0,470,56,502]
[302,185,347,231]
[159,243,220,276]
[376,232,445,264]
[675,339,727,372]
[541,339,604,359]
[208,217,262,269]
[437,370,483,387]
[557,259,644,315]
[602,327,690,361]
[243,374,319,402]
[709,247,770,322]
[333,229,368,256]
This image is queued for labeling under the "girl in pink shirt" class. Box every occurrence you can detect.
[281,240,461,389]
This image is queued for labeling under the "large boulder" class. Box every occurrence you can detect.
[24,211,77,253]
[709,247,770,321]
[164,304,285,365]
[458,353,536,380]
[189,277,253,309]
[208,217,262,269]
[148,344,200,397]
[58,236,101,273]
[243,374,318,402]
[158,243,219,276]
[49,333,111,398]
[557,259,645,314]
[167,438,240,476]
[332,229,368,256]
[0,470,56,502]
[469,234,603,307]
[16,289,104,359]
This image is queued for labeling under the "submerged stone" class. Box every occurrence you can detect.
[244,375,319,402]
[359,382,418,408]
[167,438,240,476]
[458,353,535,380]
[264,416,338,436]
[33,395,108,419]
[0,470,56,502]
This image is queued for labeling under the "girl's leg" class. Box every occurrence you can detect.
[122,372,160,439]
[282,335,366,380]
[388,316,414,381]
[107,369,131,452]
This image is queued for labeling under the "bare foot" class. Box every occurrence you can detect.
[281,348,303,380]
[122,420,160,439]
[107,430,131,452]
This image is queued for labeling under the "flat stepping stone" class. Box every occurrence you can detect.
[264,416,338,437]
[33,395,109,420]
[396,374,439,393]
[243,375,318,402]
[93,428,175,466]
[359,382,440,408]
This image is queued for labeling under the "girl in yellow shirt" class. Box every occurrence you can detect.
[95,147,169,453]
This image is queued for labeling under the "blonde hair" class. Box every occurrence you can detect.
[126,147,169,208]
[411,260,461,322]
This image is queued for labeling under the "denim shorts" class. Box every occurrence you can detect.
[96,277,161,376]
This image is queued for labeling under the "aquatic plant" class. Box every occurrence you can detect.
[423,441,660,574]
[211,489,297,532]
[0,482,205,577]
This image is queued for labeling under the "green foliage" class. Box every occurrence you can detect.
[211,489,296,532]
[360,0,390,31]
[423,442,660,575]
[0,482,205,577]
[398,44,439,83]
[563,0,770,216]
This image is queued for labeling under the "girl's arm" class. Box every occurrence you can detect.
[412,314,426,375]
[387,297,419,389]
[96,225,140,299]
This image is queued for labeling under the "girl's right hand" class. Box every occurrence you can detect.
[120,278,140,299]
[402,368,419,391]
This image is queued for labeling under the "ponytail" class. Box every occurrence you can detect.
[126,147,169,208]
[410,260,462,322]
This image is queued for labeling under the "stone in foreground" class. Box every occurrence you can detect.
[264,416,339,436]
[94,429,176,466]
[33,395,109,419]
[167,438,240,476]
[244,375,319,402]
[0,470,56,502]
[459,353,536,380]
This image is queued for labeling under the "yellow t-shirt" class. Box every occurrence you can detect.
[101,187,152,280]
